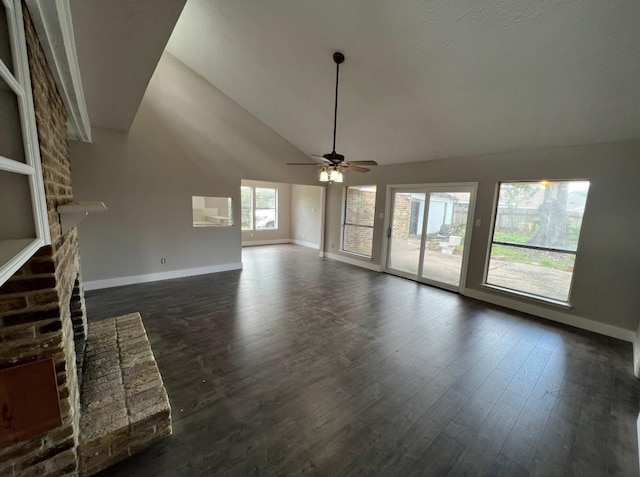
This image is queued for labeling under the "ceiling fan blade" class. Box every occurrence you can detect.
[287,162,321,166]
[346,160,378,166]
[311,154,331,163]
[344,165,370,173]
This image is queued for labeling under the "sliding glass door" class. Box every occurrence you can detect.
[387,191,426,276]
[385,184,476,292]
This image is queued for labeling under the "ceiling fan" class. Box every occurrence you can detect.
[287,52,377,182]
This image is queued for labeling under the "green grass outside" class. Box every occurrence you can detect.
[491,244,574,271]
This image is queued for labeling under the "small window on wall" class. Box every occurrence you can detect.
[485,180,590,303]
[192,196,233,226]
[342,185,376,257]
[240,186,278,230]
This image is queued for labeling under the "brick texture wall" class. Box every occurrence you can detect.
[391,194,411,239]
[343,188,375,256]
[0,3,87,475]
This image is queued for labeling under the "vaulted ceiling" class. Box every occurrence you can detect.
[72,0,640,166]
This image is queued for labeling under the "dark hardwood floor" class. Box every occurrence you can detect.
[86,245,640,476]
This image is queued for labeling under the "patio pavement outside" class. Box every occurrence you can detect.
[387,238,571,301]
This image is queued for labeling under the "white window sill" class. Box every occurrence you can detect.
[482,283,572,309]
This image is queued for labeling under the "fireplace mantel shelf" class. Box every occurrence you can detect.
[57,201,107,234]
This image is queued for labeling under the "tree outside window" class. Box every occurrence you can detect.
[485,180,590,303]
[240,187,253,230]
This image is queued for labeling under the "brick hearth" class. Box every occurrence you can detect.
[78,314,171,476]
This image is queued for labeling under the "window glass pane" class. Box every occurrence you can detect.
[342,185,376,257]
[486,180,589,303]
[0,169,35,239]
[344,225,373,257]
[254,188,277,230]
[0,77,25,163]
[486,244,576,302]
[345,186,376,226]
[0,5,14,74]
[494,181,589,252]
[255,208,276,230]
[241,186,252,230]
[255,188,276,208]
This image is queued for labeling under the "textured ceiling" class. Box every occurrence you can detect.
[166,0,640,165]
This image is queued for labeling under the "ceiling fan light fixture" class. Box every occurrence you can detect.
[285,52,376,180]
[330,169,343,183]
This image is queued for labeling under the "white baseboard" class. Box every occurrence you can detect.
[242,239,319,249]
[463,288,634,343]
[242,239,291,247]
[323,256,633,343]
[290,239,320,249]
[84,262,243,291]
[324,252,382,272]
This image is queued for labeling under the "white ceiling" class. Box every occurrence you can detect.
[71,0,640,166]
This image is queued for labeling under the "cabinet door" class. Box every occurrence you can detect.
[0,0,50,288]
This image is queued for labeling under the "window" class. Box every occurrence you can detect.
[0,0,50,288]
[342,185,376,257]
[241,186,277,230]
[240,187,253,230]
[485,180,590,303]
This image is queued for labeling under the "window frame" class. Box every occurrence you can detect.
[482,179,590,306]
[240,186,278,231]
[240,186,253,231]
[0,0,50,288]
[341,185,377,258]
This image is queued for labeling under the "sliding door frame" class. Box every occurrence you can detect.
[381,182,478,293]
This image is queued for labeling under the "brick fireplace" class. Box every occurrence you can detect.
[0,5,85,475]
[0,4,170,476]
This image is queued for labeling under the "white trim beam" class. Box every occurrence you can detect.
[25,0,91,142]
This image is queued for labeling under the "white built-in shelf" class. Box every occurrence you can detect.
[0,238,42,285]
[57,201,107,214]
[0,239,36,268]
[57,201,107,234]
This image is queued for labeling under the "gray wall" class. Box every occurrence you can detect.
[70,50,639,335]
[70,52,317,283]
[324,140,640,331]
[291,184,323,247]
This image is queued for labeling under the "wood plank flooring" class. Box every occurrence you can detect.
[85,244,640,476]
